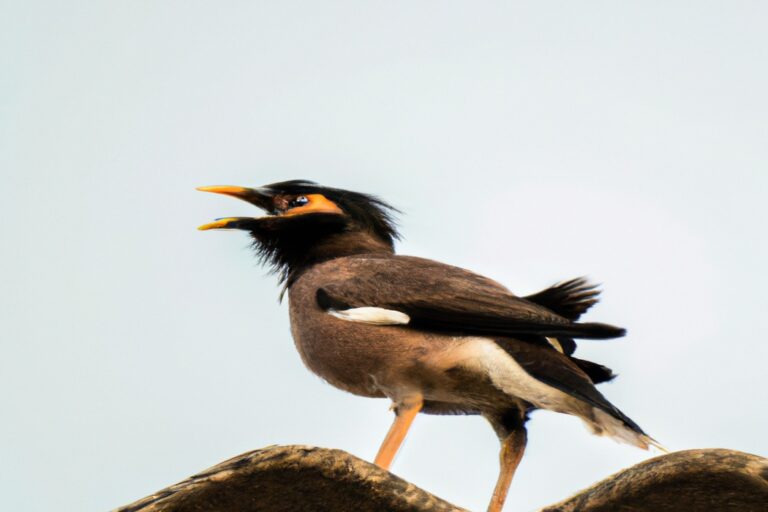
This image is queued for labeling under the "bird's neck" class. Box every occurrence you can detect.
[252,227,394,288]
[305,230,394,263]
[286,230,393,284]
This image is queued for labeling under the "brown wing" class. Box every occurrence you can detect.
[315,255,625,340]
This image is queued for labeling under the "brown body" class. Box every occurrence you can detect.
[289,254,598,422]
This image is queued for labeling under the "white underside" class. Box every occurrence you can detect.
[328,307,410,325]
[460,337,656,450]
[461,338,580,413]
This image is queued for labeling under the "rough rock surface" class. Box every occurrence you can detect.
[116,445,767,512]
[542,448,768,512]
[115,445,466,512]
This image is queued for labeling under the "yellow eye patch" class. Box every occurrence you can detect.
[283,194,343,216]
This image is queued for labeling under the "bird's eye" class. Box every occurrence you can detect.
[289,196,309,208]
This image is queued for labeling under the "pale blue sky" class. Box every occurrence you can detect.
[1,2,767,511]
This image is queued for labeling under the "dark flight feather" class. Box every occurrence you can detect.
[495,339,645,435]
[524,278,610,356]
[570,357,617,384]
[316,254,626,340]
[524,277,601,321]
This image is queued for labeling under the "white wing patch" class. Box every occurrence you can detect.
[328,307,410,325]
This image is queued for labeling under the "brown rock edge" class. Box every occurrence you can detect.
[115,446,767,512]
[115,445,466,512]
[542,448,768,512]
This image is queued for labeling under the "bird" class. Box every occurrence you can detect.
[197,179,662,512]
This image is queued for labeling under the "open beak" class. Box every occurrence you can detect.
[196,185,275,230]
[197,217,262,231]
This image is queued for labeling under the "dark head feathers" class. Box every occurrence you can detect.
[243,180,400,291]
[263,179,401,246]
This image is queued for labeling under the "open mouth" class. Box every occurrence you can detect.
[196,185,275,230]
[197,185,344,230]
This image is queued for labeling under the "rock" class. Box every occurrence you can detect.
[542,448,768,512]
[115,445,466,512]
[115,446,767,512]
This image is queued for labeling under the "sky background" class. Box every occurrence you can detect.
[2,2,767,511]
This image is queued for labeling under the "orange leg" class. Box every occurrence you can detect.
[487,429,527,512]
[374,398,423,470]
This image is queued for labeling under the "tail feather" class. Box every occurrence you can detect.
[525,277,601,321]
[571,357,616,384]
[590,408,666,452]
[488,337,664,453]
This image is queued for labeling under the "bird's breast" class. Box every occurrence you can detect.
[287,275,402,398]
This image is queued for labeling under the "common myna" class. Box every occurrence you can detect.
[198,180,661,512]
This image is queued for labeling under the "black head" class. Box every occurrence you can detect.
[197,180,400,286]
